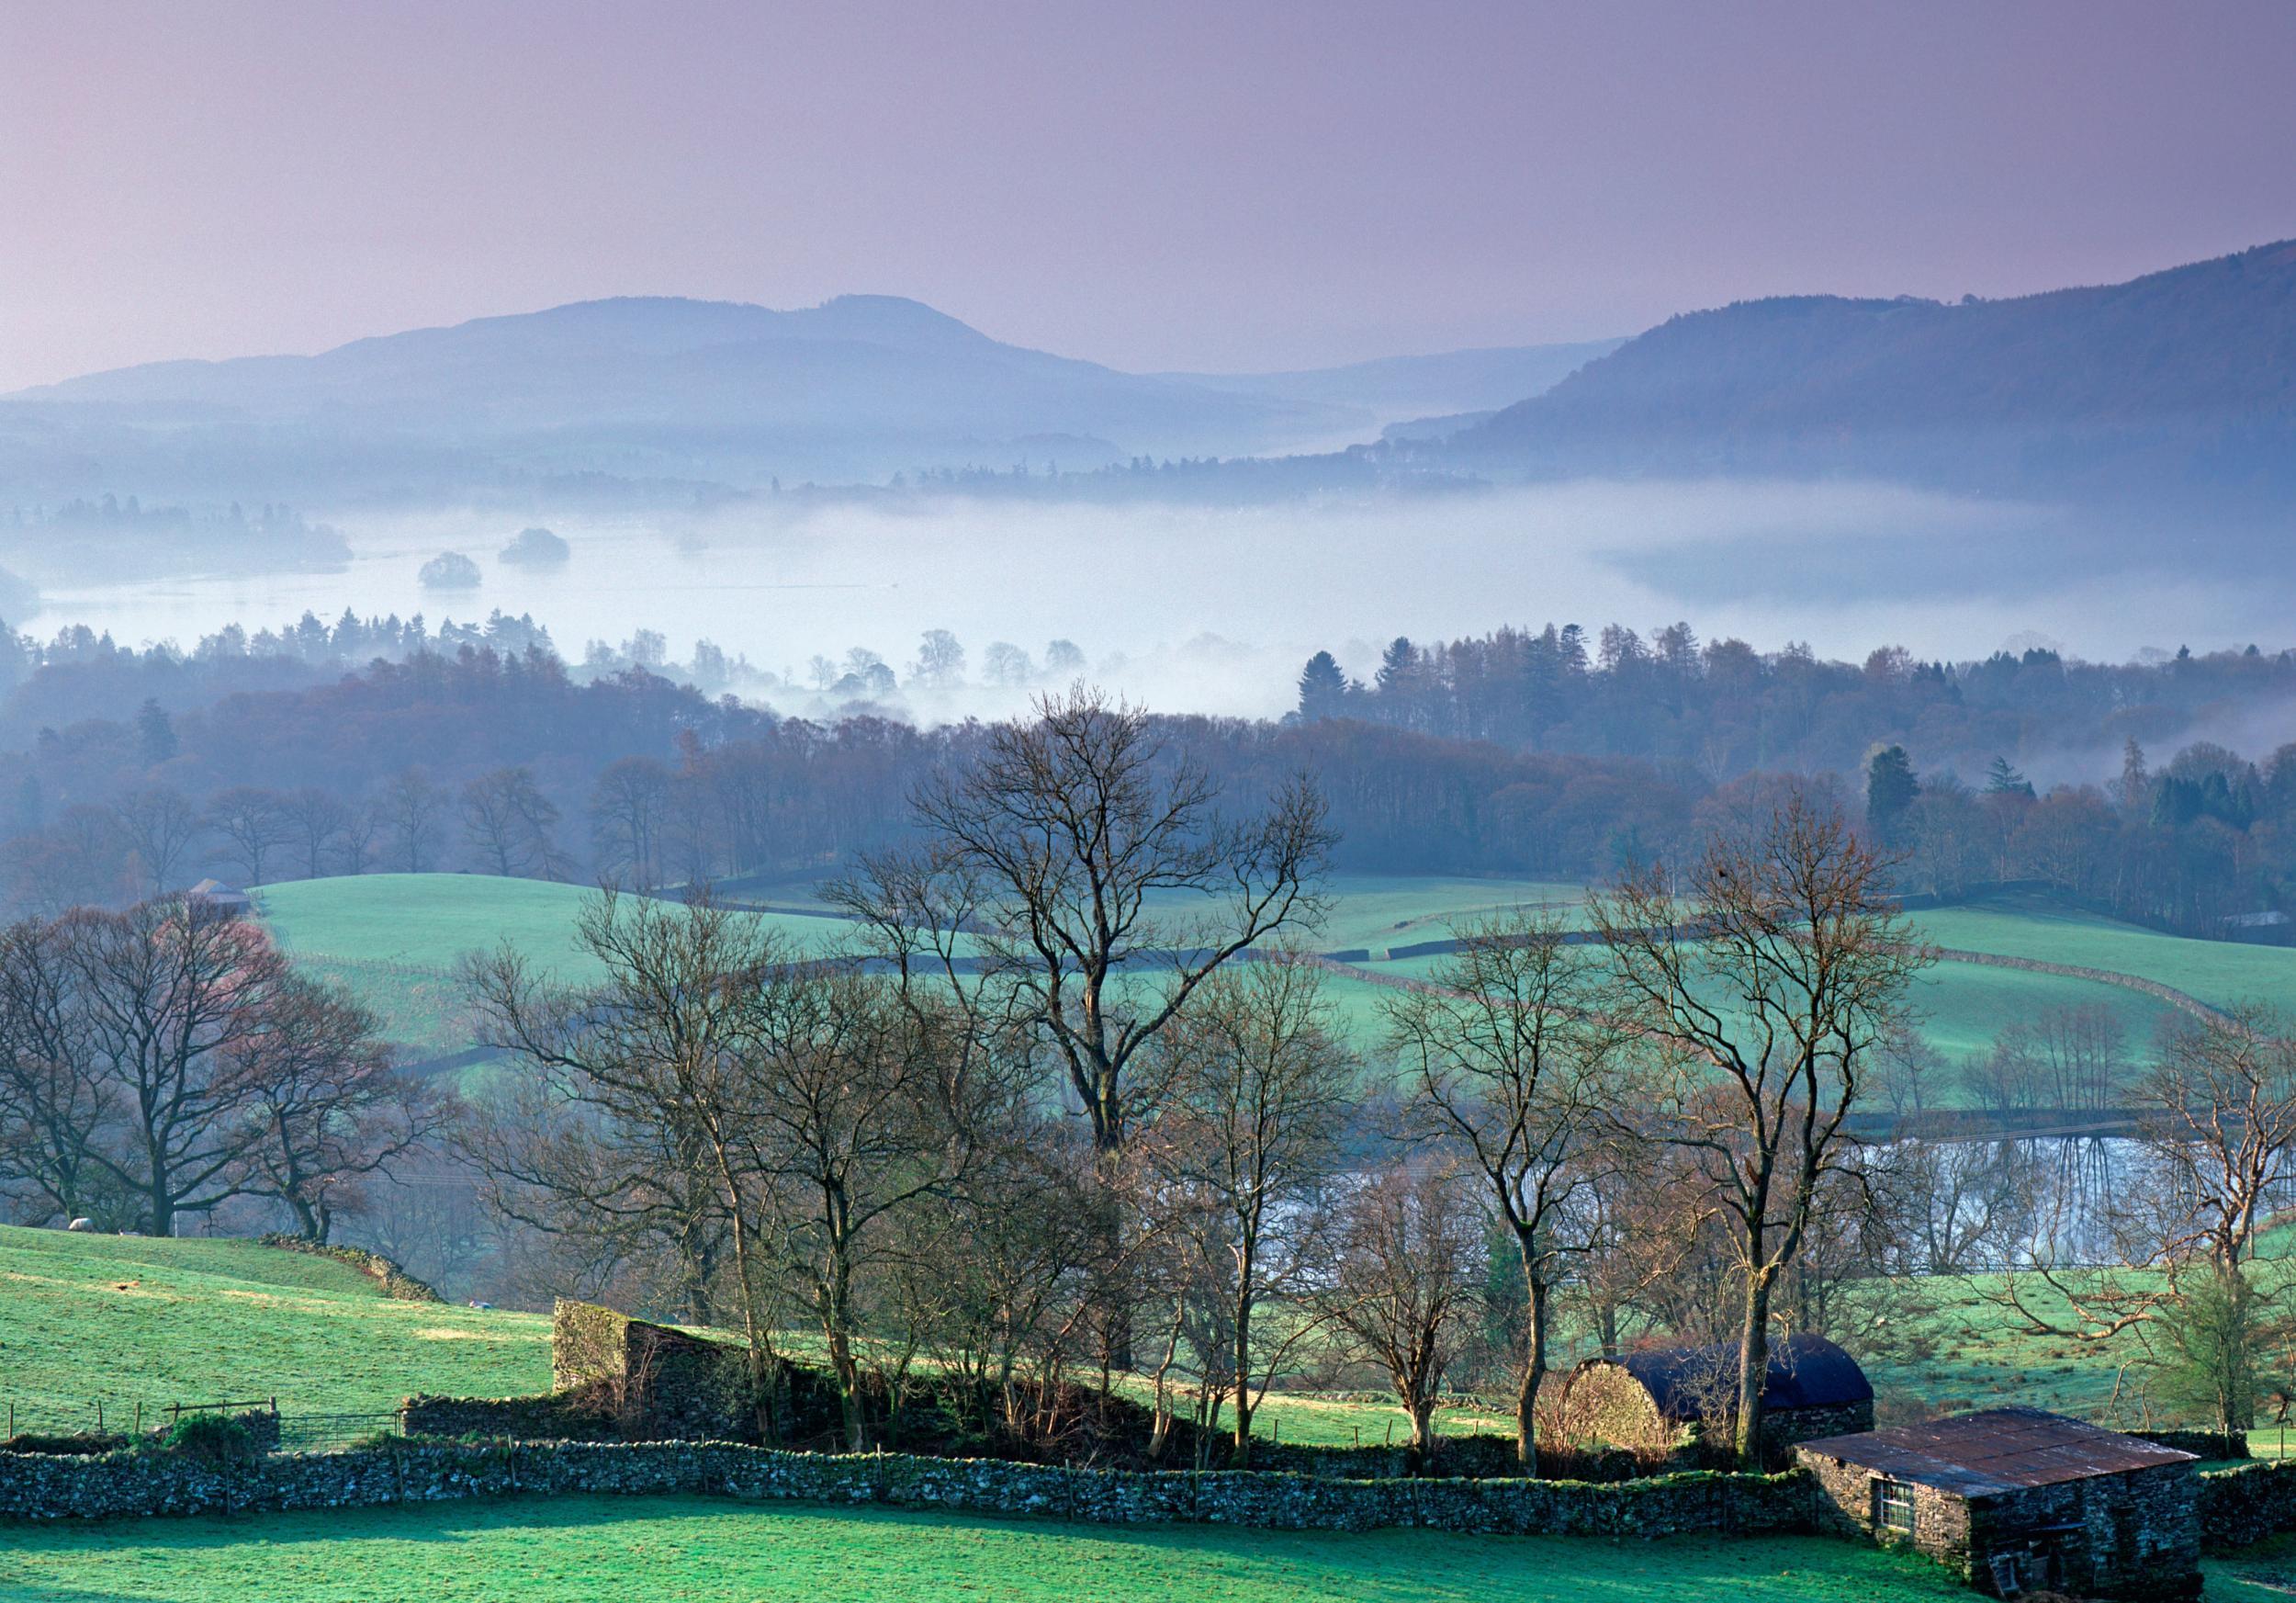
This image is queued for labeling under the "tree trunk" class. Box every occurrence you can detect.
[1516,1252,1550,1474]
[1409,1396,1436,1466]
[1089,1156,1134,1372]
[1736,1266,1775,1468]
[1231,1281,1255,1468]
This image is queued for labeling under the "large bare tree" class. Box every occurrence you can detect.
[111,787,202,897]
[61,897,296,1234]
[0,916,115,1224]
[833,687,1332,1158]
[1592,791,1930,1465]
[1383,910,1622,1470]
[829,688,1330,1367]
[466,893,790,1405]
[1315,1160,1483,1465]
[1142,956,1355,1466]
[235,974,442,1239]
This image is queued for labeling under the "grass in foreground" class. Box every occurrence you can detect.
[0,1496,1975,1603]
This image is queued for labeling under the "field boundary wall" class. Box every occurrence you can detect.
[0,1438,1813,1534]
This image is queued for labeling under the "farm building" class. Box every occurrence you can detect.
[186,878,253,916]
[1559,1333,1873,1462]
[1795,1406,2200,1600]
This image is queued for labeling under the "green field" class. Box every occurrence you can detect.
[0,1495,1975,1603]
[249,872,2288,1078]
[1304,874,1588,954]
[0,1225,1496,1448]
[1909,893,2296,1012]
[255,875,860,972]
[253,876,867,1056]
[0,1224,551,1425]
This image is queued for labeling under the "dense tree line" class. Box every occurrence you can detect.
[1299,625,2294,780]
[0,617,2288,938]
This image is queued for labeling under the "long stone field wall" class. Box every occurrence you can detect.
[0,1437,1814,1534]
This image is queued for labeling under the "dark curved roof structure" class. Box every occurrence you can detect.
[1599,1333,1871,1420]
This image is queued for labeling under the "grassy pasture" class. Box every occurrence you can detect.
[253,876,868,1056]
[0,1495,1976,1603]
[0,1225,1491,1450]
[1909,892,2296,1012]
[0,1224,551,1423]
[1305,874,1588,954]
[254,875,860,973]
[1359,947,2178,1078]
[249,871,2265,1081]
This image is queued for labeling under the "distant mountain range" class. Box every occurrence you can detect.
[1439,238,2296,505]
[6,239,2292,512]
[0,295,1608,502]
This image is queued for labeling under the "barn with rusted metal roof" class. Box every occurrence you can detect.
[1795,1405,2200,1599]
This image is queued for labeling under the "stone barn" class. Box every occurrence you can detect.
[1795,1406,2200,1600]
[1559,1333,1874,1463]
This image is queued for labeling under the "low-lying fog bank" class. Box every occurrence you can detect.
[7,480,2289,723]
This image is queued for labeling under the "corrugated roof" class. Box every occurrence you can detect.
[1796,1407,2197,1497]
[1594,1333,1872,1420]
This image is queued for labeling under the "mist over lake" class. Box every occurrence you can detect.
[14,479,2281,723]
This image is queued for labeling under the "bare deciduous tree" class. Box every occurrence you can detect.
[203,786,293,886]
[1143,957,1354,1466]
[1593,791,1930,1464]
[280,786,358,880]
[1316,1160,1483,1464]
[0,917,116,1224]
[1383,910,1620,1470]
[60,897,293,1234]
[830,688,1331,1369]
[111,787,202,896]
[236,975,444,1239]
[590,757,673,891]
[377,768,447,874]
[460,766,568,878]
[1995,1005,2296,1434]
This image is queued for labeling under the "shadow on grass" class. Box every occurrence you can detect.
[0,1492,1981,1603]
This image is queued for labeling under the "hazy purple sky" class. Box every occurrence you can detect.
[4,1,2292,390]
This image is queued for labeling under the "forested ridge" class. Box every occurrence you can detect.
[0,609,2288,939]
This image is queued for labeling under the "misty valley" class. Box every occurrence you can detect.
[5,20,2296,1599]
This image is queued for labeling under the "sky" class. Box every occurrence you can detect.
[3,0,2293,391]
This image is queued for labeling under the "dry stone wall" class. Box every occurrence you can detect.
[2196,1460,2296,1551]
[0,1438,1815,1536]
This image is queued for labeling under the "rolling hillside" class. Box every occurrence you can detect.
[1448,238,2296,508]
[0,295,1356,497]
[0,1224,550,1425]
[253,874,2291,1075]
[253,876,864,1057]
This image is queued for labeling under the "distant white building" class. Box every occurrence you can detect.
[2224,909,2292,944]
[186,879,253,917]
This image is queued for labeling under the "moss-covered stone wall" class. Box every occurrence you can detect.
[0,1438,1818,1535]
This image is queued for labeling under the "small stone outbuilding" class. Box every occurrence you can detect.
[1795,1406,2200,1600]
[1560,1333,1874,1464]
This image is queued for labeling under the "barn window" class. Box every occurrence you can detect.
[1876,1478,1918,1533]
